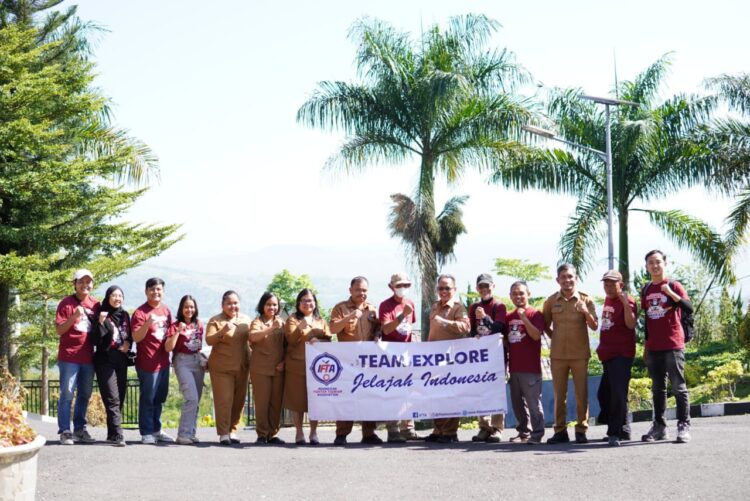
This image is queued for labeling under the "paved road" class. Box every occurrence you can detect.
[30,415,750,500]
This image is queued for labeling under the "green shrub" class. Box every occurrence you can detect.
[705,360,744,400]
[628,377,652,411]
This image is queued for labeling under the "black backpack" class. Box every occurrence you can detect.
[641,280,694,343]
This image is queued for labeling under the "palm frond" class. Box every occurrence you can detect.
[558,195,607,276]
[724,186,750,252]
[435,195,469,265]
[618,53,673,108]
[706,73,750,114]
[634,208,734,284]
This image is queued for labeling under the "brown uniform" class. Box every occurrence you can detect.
[206,312,251,436]
[330,299,379,438]
[428,298,470,437]
[283,315,331,412]
[249,315,285,439]
[543,290,597,434]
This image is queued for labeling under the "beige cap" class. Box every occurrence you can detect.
[601,269,623,281]
[389,272,412,287]
[73,269,94,281]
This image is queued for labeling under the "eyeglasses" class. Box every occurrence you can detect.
[394,284,411,289]
[437,286,453,292]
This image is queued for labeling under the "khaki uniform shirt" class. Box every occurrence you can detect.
[284,316,331,376]
[427,298,470,341]
[330,299,379,342]
[543,290,597,360]
[249,316,285,376]
[205,313,252,371]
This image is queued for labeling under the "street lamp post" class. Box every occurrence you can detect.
[522,96,637,270]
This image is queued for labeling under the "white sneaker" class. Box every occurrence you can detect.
[175,436,193,445]
[154,431,175,443]
[60,431,74,445]
[141,434,156,444]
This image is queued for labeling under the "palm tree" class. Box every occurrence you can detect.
[297,14,530,337]
[491,54,733,287]
[704,73,750,257]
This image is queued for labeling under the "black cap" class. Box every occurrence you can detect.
[476,273,493,286]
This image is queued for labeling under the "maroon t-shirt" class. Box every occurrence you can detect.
[56,294,100,364]
[166,320,204,354]
[469,298,507,336]
[642,280,688,351]
[597,296,637,361]
[378,296,416,342]
[132,303,172,372]
[505,307,545,374]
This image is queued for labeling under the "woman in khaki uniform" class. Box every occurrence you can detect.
[206,290,251,445]
[248,292,286,445]
[284,288,331,445]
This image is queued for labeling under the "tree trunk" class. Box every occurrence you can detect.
[417,154,438,341]
[9,293,20,376]
[618,207,630,289]
[0,281,10,371]
[41,298,50,415]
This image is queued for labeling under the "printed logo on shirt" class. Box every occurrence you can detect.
[646,292,669,320]
[395,318,412,338]
[184,327,202,352]
[151,315,168,341]
[476,324,491,336]
[601,305,615,331]
[508,319,526,344]
[75,307,93,332]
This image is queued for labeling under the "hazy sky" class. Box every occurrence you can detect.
[61,0,750,298]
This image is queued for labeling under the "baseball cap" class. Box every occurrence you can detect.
[389,272,412,287]
[601,270,623,281]
[73,269,94,281]
[476,273,493,286]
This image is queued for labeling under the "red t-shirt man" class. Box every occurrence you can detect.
[132,303,173,372]
[642,280,688,351]
[56,294,100,365]
[505,306,545,374]
[597,296,637,361]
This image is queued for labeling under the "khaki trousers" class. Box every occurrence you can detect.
[385,420,415,434]
[478,414,505,434]
[550,358,589,434]
[209,366,249,436]
[433,418,460,436]
[250,372,284,439]
[336,420,377,438]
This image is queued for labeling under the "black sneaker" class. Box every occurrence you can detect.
[437,434,459,444]
[256,437,268,445]
[361,434,384,445]
[641,423,668,442]
[575,432,588,444]
[333,435,347,446]
[608,436,620,447]
[268,436,285,445]
[424,433,440,443]
[546,431,570,444]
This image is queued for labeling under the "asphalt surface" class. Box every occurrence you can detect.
[30,415,750,500]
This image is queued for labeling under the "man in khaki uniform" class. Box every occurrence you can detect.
[543,264,598,444]
[425,274,471,444]
[329,276,384,445]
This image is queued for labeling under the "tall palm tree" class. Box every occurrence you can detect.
[491,54,733,287]
[704,73,750,256]
[297,14,530,336]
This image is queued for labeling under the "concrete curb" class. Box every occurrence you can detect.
[22,411,57,425]
[630,401,750,423]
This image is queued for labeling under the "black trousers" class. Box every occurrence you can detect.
[597,356,633,438]
[95,359,128,439]
[646,349,690,425]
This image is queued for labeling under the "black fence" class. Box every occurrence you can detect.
[22,379,141,426]
[22,379,274,428]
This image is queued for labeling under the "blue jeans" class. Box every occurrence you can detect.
[57,361,94,434]
[137,367,170,436]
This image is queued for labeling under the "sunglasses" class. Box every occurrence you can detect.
[437,286,453,291]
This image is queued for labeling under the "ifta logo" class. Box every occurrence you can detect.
[310,352,342,386]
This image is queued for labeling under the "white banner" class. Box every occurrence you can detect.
[305,334,507,420]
